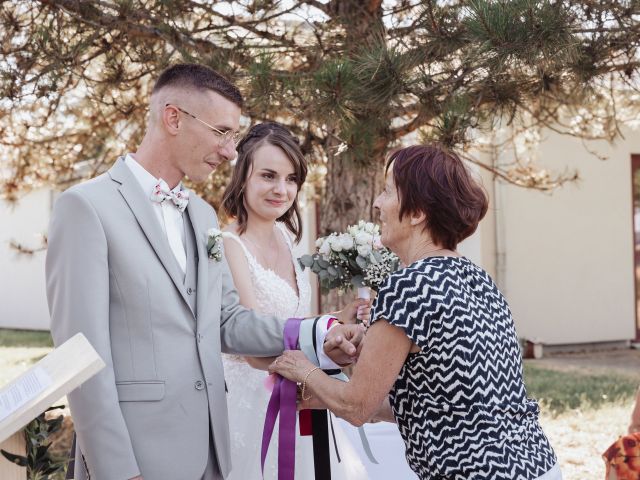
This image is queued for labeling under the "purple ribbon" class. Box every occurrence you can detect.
[261,318,302,480]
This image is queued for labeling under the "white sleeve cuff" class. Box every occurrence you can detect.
[315,314,342,370]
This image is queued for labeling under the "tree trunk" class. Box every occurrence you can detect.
[318,0,387,311]
[319,145,387,311]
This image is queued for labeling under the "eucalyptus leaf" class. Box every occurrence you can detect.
[317,258,330,269]
[356,255,367,270]
[299,255,314,268]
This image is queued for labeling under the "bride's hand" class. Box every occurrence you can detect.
[269,350,315,383]
[336,298,372,325]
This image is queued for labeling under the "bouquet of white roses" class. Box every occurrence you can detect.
[299,221,399,294]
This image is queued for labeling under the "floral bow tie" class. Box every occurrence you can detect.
[150,179,189,212]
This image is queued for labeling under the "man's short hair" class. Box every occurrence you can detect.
[152,63,243,107]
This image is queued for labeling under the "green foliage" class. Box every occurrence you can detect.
[247,53,278,115]
[1,406,66,480]
[464,0,576,66]
[312,58,358,122]
[0,0,637,221]
[0,329,53,348]
[523,364,638,416]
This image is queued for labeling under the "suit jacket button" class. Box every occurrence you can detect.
[195,380,205,391]
[187,287,194,295]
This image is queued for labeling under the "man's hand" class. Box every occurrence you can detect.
[323,323,366,366]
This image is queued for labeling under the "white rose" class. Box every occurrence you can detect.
[348,225,359,236]
[315,236,326,248]
[319,239,331,255]
[357,244,372,257]
[328,235,343,252]
[373,236,383,250]
[339,234,354,251]
[363,222,376,234]
[354,232,373,246]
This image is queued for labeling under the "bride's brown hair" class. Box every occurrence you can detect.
[222,122,308,243]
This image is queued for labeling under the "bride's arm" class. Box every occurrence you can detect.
[222,236,277,370]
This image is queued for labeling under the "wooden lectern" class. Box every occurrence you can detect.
[0,333,105,479]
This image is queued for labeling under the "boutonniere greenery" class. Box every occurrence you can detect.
[206,228,223,262]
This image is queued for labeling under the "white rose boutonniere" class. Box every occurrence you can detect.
[207,228,223,262]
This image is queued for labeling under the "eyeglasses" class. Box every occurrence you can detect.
[166,104,241,147]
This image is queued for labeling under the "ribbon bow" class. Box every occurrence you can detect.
[150,179,189,212]
[262,318,301,480]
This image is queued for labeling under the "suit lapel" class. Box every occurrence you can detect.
[109,158,193,315]
[186,199,209,322]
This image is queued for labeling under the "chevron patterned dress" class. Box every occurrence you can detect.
[370,256,557,480]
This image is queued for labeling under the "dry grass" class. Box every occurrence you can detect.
[540,401,630,479]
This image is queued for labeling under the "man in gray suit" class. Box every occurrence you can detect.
[46,64,363,480]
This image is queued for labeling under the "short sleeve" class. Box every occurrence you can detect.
[370,267,431,348]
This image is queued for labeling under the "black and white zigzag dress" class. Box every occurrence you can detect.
[370,256,557,480]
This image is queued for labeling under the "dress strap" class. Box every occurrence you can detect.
[275,222,295,251]
[221,231,257,268]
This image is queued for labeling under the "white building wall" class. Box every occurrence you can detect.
[0,189,52,330]
[488,127,638,345]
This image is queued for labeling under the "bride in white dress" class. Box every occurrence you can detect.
[220,122,368,479]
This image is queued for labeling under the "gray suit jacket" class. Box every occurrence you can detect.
[46,158,303,480]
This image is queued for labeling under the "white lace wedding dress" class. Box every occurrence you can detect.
[221,224,368,480]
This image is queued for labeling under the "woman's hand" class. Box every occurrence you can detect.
[336,298,372,325]
[269,350,316,383]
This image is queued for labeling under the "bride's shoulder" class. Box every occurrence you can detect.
[222,221,240,235]
[220,223,250,259]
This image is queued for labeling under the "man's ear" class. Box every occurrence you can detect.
[163,105,180,135]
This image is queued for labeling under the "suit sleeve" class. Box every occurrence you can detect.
[218,254,288,355]
[217,244,331,362]
[46,189,140,480]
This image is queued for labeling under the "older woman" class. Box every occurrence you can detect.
[270,145,561,480]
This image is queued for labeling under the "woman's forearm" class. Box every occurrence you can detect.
[371,397,396,423]
[300,378,394,425]
[305,371,373,426]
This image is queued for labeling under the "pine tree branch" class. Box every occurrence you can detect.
[301,1,331,16]
[184,1,300,47]
[37,0,242,59]
[389,113,428,140]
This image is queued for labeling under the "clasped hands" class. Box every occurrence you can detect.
[269,321,365,395]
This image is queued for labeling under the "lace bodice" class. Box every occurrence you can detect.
[222,223,311,319]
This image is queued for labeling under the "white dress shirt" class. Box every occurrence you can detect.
[124,154,187,274]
